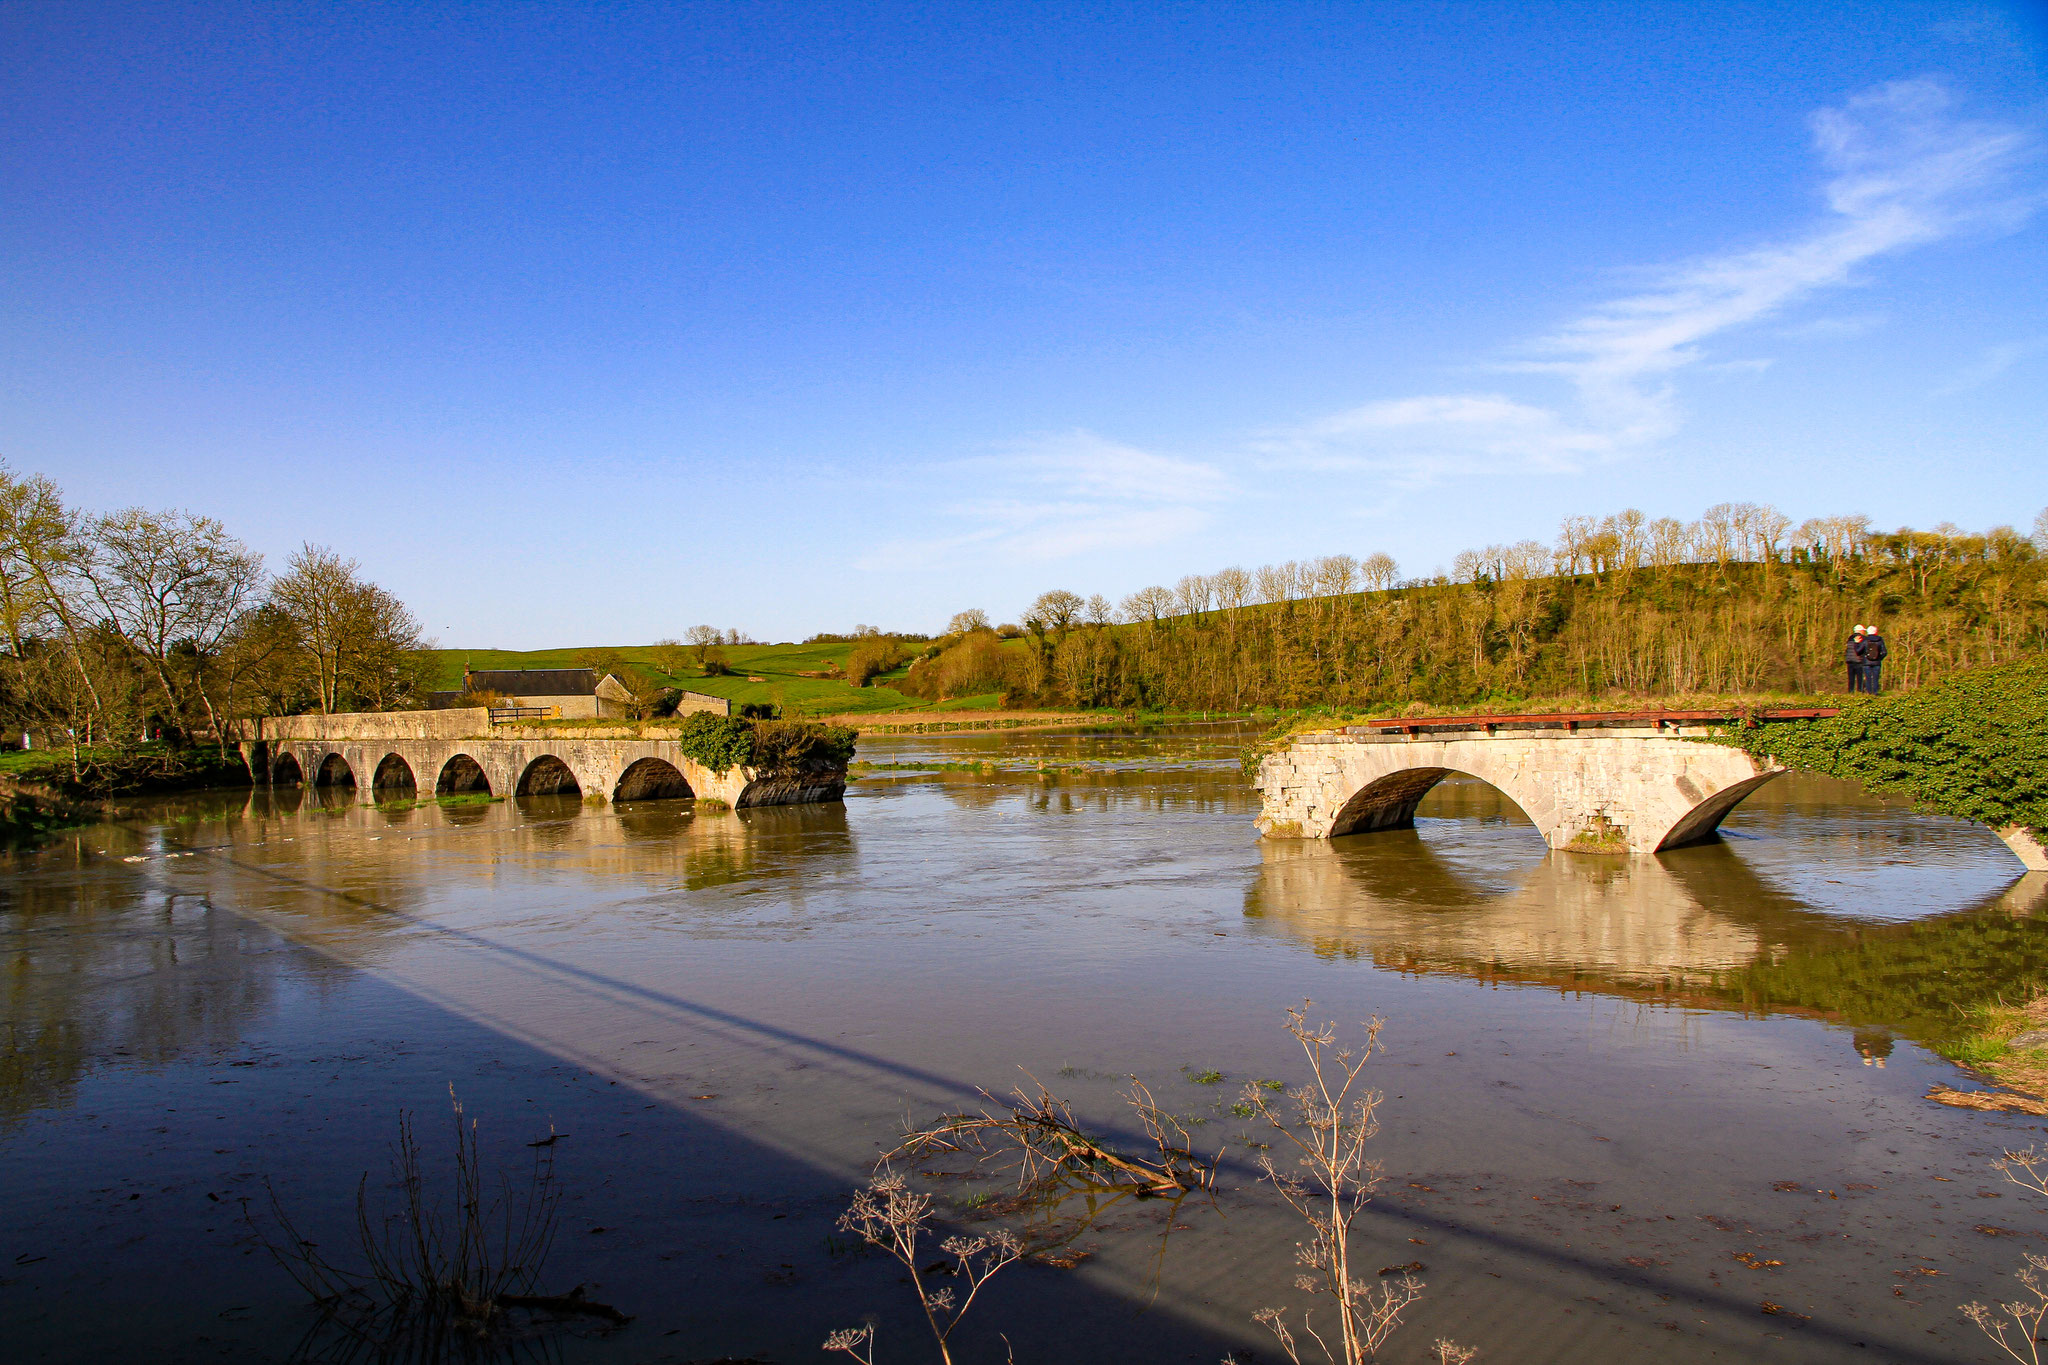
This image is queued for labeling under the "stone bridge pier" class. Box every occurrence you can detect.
[1256,726,1785,855]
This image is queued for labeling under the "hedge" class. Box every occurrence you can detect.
[1721,658,2048,832]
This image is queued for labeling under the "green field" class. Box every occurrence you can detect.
[421,641,1004,716]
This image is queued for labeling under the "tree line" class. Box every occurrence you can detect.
[0,465,425,755]
[900,502,2048,711]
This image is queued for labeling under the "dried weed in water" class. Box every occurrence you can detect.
[825,1171,1022,1365]
[1963,1145,2048,1364]
[249,1087,623,1361]
[889,1074,1218,1197]
[1239,1004,1471,1365]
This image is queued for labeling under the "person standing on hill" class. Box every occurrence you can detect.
[1845,626,1867,693]
[1860,625,1887,693]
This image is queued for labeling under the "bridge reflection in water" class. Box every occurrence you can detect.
[1246,776,2048,1061]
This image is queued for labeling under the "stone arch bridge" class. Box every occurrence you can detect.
[1256,710,2047,869]
[238,709,845,809]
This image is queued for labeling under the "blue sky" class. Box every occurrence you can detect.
[3,2,2044,646]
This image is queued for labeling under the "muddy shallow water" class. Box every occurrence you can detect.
[4,722,2046,1363]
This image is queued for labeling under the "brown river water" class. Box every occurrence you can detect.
[4,722,2047,1363]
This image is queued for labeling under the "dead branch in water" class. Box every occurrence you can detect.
[887,1074,1218,1196]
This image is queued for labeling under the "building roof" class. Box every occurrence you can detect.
[465,668,598,696]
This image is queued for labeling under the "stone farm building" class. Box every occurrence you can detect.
[429,668,729,720]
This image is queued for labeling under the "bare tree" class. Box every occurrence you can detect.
[1360,553,1399,592]
[685,624,723,664]
[946,608,991,635]
[1213,565,1254,611]
[647,637,690,679]
[82,508,265,739]
[269,544,422,714]
[0,466,107,736]
[1026,589,1084,634]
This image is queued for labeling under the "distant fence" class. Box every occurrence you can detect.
[488,706,561,724]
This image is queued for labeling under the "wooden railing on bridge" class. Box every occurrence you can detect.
[488,706,562,724]
[1351,707,1840,737]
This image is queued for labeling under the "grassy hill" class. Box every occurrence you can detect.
[420,642,1004,716]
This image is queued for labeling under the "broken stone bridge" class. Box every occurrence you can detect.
[1255,709,2047,870]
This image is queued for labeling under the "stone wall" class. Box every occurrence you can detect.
[239,709,489,742]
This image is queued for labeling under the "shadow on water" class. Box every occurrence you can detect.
[0,796,1255,1365]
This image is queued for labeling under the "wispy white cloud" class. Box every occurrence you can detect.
[1932,337,2048,396]
[1256,78,2038,482]
[1777,311,1888,340]
[854,430,1229,572]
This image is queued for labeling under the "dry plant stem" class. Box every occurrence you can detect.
[889,1073,1217,1196]
[823,1322,877,1364]
[248,1087,595,1353]
[1963,1145,2048,1364]
[1242,1004,1420,1365]
[831,1170,1023,1365]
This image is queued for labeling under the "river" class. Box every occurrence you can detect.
[3,722,2044,1363]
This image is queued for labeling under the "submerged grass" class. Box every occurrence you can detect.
[1926,994,2048,1111]
[368,793,505,813]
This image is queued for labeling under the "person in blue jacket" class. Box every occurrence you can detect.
[1860,625,1887,693]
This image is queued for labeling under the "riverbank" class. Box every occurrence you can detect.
[817,709,1120,734]
[0,744,252,849]
[1926,995,2048,1114]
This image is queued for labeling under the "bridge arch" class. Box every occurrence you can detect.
[515,755,581,797]
[315,753,356,788]
[614,757,693,802]
[436,754,491,796]
[372,753,416,793]
[273,751,303,785]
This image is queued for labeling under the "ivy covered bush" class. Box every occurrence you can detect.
[1725,658,2048,832]
[749,719,858,776]
[672,713,758,773]
[671,712,857,776]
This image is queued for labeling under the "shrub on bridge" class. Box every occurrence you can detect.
[671,713,859,776]
[673,713,757,773]
[1724,658,2048,832]
[750,719,857,776]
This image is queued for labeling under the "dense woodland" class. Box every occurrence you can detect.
[0,465,425,756]
[902,503,2048,711]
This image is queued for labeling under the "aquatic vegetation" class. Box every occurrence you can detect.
[1184,1066,1225,1085]
[249,1088,624,1358]
[825,1172,1022,1365]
